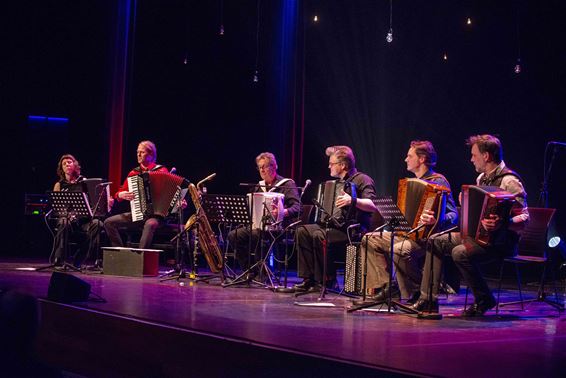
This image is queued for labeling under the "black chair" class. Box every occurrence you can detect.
[497,207,564,313]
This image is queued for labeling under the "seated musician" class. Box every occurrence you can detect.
[412,134,529,316]
[294,146,377,292]
[104,140,170,250]
[227,152,300,279]
[358,141,458,305]
[52,154,104,267]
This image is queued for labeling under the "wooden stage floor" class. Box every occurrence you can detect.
[1,258,565,377]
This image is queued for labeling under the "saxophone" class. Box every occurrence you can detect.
[186,179,224,273]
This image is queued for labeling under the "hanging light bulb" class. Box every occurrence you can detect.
[514,58,521,74]
[313,15,318,22]
[386,28,393,43]
[253,70,259,83]
[443,52,448,61]
[467,17,472,26]
[219,24,225,36]
[183,52,188,65]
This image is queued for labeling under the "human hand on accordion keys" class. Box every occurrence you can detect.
[419,209,437,225]
[481,214,501,231]
[119,190,135,201]
[335,190,351,208]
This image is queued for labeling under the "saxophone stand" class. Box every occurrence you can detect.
[37,191,92,273]
[347,217,419,314]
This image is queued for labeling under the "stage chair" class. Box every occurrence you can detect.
[497,207,563,313]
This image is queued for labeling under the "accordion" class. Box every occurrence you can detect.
[314,180,346,228]
[344,243,363,295]
[397,178,449,240]
[127,171,188,222]
[460,185,515,247]
[246,192,285,230]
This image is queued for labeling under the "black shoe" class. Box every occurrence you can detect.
[412,298,439,313]
[462,297,496,317]
[372,285,401,302]
[406,292,421,305]
[293,279,316,292]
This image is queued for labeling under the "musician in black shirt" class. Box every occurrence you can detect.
[412,135,529,316]
[51,154,103,267]
[227,152,301,278]
[358,141,458,304]
[294,146,377,292]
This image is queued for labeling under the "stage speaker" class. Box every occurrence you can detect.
[47,272,91,303]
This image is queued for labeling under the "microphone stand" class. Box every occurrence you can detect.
[357,223,389,303]
[160,185,190,282]
[347,217,418,314]
[294,199,346,306]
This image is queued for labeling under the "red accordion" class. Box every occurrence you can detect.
[127,171,188,221]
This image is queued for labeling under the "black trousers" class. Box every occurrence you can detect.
[296,224,348,283]
[227,226,262,270]
[53,217,103,264]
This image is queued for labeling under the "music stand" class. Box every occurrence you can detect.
[160,187,191,282]
[201,194,249,279]
[37,191,93,272]
[347,196,418,314]
[215,194,276,288]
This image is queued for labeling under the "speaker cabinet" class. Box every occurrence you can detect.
[47,272,91,303]
[102,247,162,277]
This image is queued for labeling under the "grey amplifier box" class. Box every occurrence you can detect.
[102,247,162,277]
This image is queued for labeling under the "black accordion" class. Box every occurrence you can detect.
[460,185,515,247]
[127,171,188,222]
[314,180,346,228]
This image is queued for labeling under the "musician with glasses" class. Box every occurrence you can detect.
[51,154,104,267]
[227,152,301,278]
[412,134,529,316]
[104,140,170,250]
[357,141,458,305]
[294,145,377,292]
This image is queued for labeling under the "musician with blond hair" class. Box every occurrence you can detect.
[51,154,104,267]
[294,145,377,292]
[104,140,170,250]
[412,134,529,316]
[357,140,458,306]
[227,152,300,278]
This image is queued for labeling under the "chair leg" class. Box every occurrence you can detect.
[514,263,524,310]
[464,286,469,311]
[496,261,505,315]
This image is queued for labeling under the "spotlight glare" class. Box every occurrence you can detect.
[549,236,561,248]
[219,25,225,36]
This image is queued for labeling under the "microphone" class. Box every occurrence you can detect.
[405,223,426,236]
[170,167,177,174]
[197,173,216,189]
[301,179,312,199]
[96,181,113,187]
[431,226,459,238]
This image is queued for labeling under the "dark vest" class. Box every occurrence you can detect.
[479,166,522,187]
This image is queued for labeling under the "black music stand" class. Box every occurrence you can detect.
[347,196,418,314]
[37,191,93,272]
[201,193,250,281]
[219,194,279,288]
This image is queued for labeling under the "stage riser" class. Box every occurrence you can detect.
[37,300,405,378]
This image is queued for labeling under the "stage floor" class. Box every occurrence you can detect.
[1,258,566,377]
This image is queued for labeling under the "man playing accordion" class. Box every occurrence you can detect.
[412,134,529,316]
